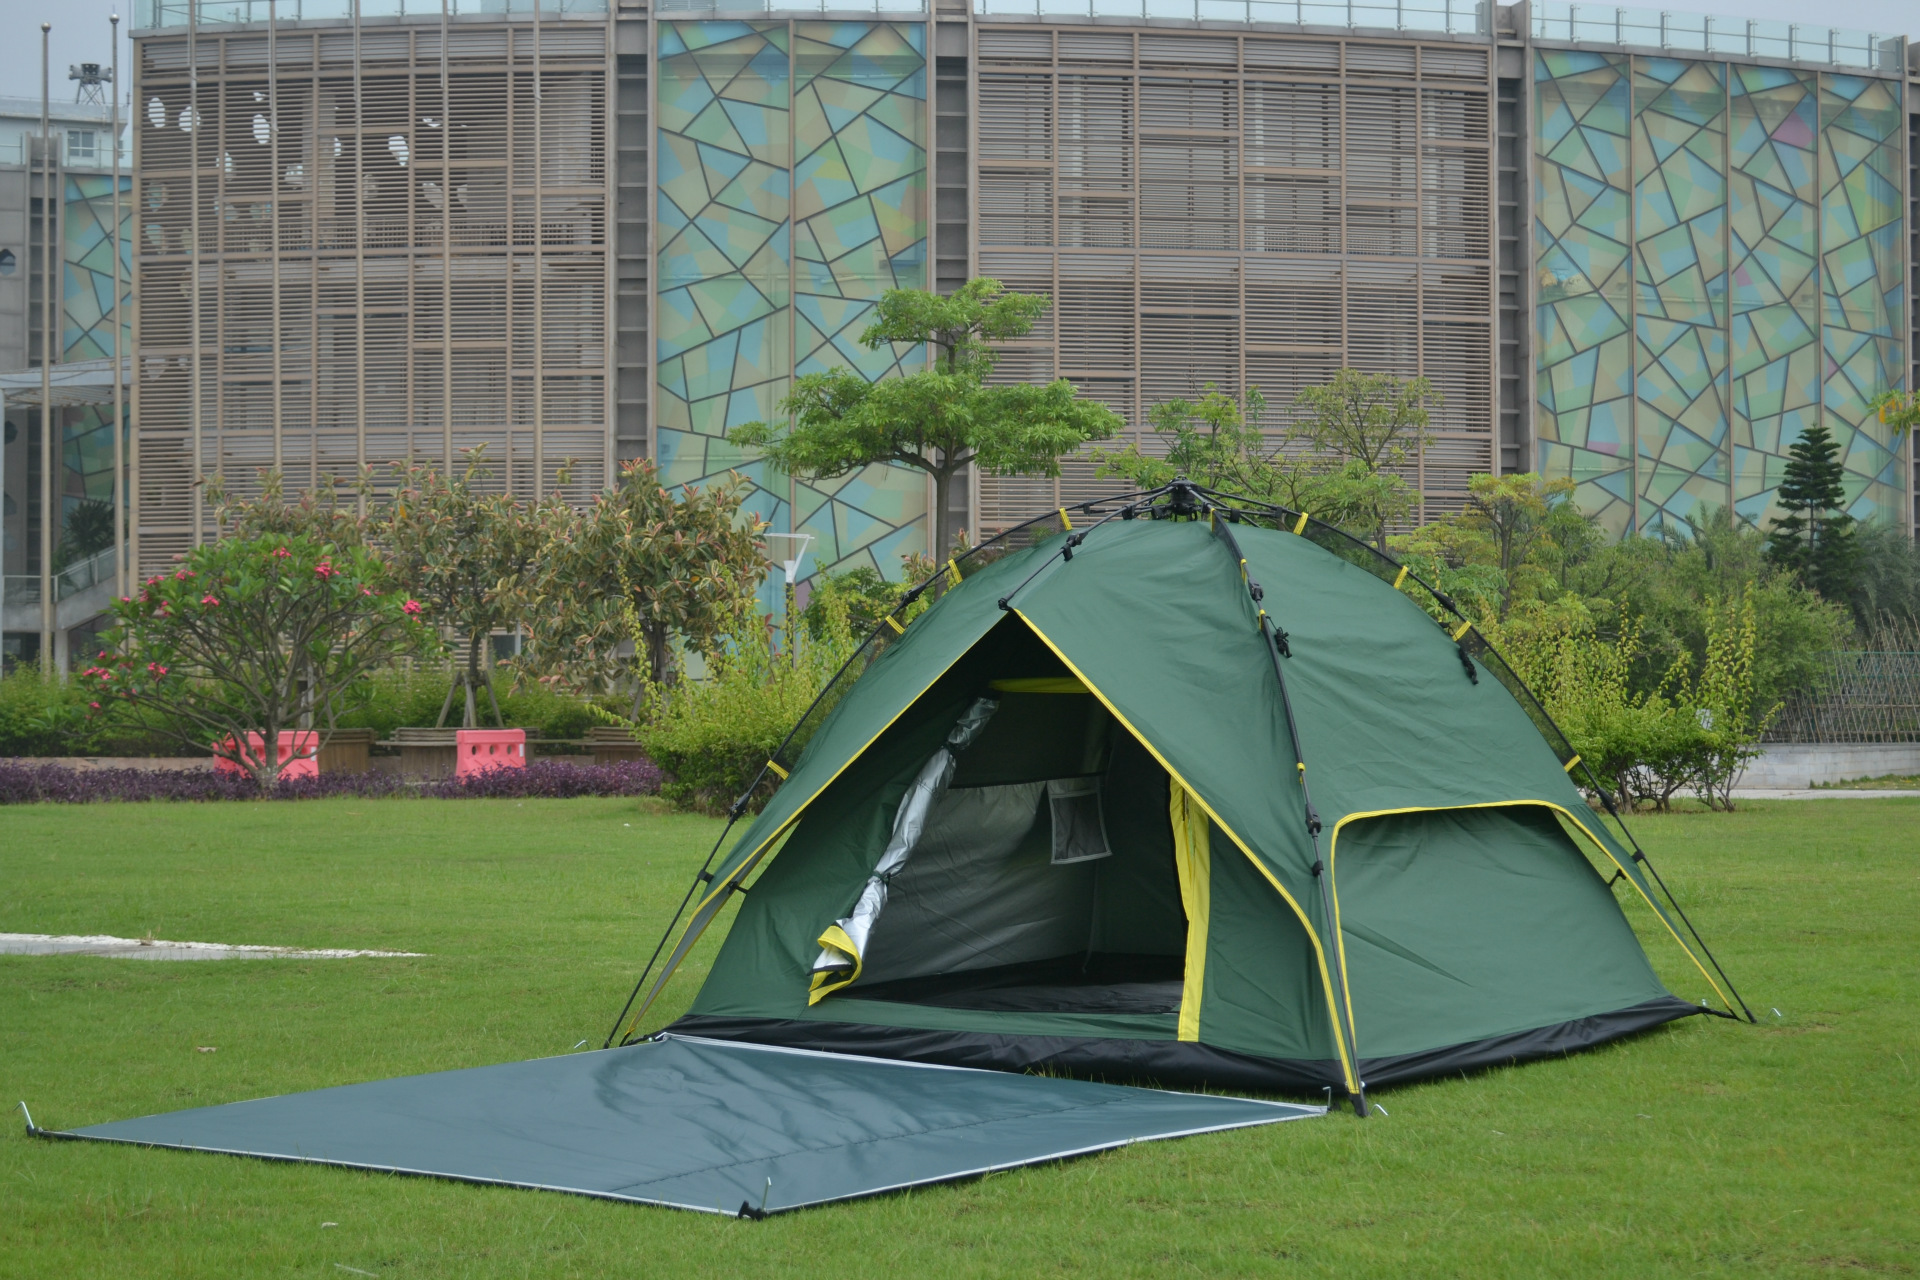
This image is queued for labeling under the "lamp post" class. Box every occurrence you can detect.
[40,22,55,675]
[762,532,814,655]
[111,12,124,600]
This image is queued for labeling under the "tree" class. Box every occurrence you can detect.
[371,449,549,728]
[729,279,1123,560]
[1091,384,1416,543]
[521,459,766,706]
[56,499,118,566]
[79,533,433,785]
[1392,473,1582,619]
[1290,370,1442,550]
[1765,424,1857,601]
[206,469,369,550]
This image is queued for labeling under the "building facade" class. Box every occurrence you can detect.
[1,95,131,668]
[90,0,1920,612]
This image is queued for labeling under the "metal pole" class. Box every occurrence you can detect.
[189,0,203,546]
[533,0,544,501]
[111,13,125,601]
[269,0,282,473]
[40,23,56,675]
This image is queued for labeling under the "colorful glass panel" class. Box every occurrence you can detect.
[1819,74,1906,524]
[1533,50,1634,534]
[1535,55,1907,534]
[62,174,133,511]
[656,19,928,599]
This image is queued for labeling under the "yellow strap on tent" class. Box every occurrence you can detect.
[1563,754,1582,773]
[885,615,905,634]
[1392,564,1409,590]
[989,677,1089,694]
[807,924,862,1005]
[1058,507,1073,530]
[1168,784,1211,1043]
[765,759,789,781]
[1451,620,1472,641]
[945,559,962,588]
[1292,511,1309,535]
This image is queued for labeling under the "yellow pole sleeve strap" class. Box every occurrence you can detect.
[766,759,789,781]
[1452,620,1472,641]
[885,615,905,634]
[1058,507,1073,530]
[1563,754,1582,773]
[1392,564,1409,589]
[945,559,962,587]
[1292,511,1310,535]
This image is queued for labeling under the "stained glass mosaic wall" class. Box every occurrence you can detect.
[1533,51,1907,535]
[62,174,133,515]
[655,18,929,594]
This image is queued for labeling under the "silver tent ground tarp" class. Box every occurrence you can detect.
[40,1035,1320,1215]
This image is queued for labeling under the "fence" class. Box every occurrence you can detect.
[973,0,1487,33]
[1767,649,1920,744]
[1530,2,1905,74]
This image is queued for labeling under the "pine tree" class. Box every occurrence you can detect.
[1765,424,1856,600]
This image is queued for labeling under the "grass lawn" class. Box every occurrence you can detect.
[2,795,1915,1278]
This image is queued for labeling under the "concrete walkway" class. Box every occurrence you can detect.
[1727,789,1920,800]
[0,933,424,961]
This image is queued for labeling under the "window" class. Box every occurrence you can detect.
[66,130,98,165]
[0,249,15,276]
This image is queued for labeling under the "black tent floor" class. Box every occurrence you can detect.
[39,1034,1321,1215]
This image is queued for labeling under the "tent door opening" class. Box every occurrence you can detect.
[823,685,1196,1019]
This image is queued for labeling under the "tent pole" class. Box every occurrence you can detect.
[602,812,741,1049]
[1191,485,1753,1028]
[1203,495,1367,1116]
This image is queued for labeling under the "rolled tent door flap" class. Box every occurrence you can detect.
[809,697,1000,1002]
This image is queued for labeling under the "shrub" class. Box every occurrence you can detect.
[638,582,862,815]
[423,758,661,799]
[0,758,658,805]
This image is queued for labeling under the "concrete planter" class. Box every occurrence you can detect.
[1743,742,1920,789]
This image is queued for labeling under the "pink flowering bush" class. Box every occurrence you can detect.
[80,533,440,784]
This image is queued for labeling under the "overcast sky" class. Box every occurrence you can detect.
[0,0,1914,118]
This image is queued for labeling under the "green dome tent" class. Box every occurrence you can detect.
[613,485,1748,1111]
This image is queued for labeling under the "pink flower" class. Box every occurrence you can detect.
[402,599,423,617]
[88,702,101,710]
[272,547,292,559]
[314,561,337,579]
[147,662,169,678]
[174,569,195,580]
[361,586,374,597]
[200,594,220,606]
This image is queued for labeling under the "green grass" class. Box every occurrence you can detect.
[1813,772,1920,790]
[3,796,1916,1278]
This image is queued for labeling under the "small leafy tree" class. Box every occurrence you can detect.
[1689,593,1776,811]
[1291,370,1442,550]
[207,470,369,550]
[1391,474,1583,619]
[1092,384,1421,541]
[79,534,434,784]
[729,278,1123,560]
[521,459,766,705]
[371,449,548,728]
[1765,424,1857,601]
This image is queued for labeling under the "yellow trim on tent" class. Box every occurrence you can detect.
[886,616,905,634]
[1392,564,1409,590]
[1563,754,1582,772]
[1323,801,1735,1030]
[1012,609,1362,1094]
[766,759,790,780]
[989,677,1089,694]
[1292,512,1310,535]
[1451,620,1473,641]
[1059,507,1074,530]
[1169,783,1212,1042]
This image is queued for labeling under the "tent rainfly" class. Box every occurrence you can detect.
[613,483,1750,1113]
